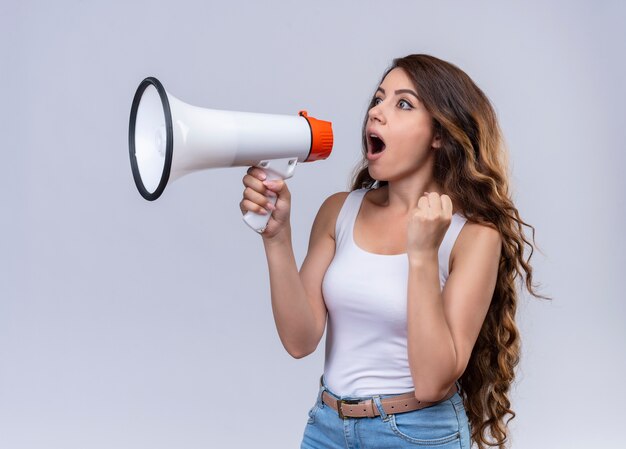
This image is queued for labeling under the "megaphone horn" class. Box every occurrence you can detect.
[129,77,333,233]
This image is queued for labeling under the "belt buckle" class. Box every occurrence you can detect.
[336,398,361,419]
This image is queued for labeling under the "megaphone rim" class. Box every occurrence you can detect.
[128,76,174,201]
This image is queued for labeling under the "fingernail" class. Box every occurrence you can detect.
[259,173,267,180]
[262,180,272,187]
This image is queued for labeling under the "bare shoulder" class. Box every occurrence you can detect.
[316,191,351,240]
[450,220,502,273]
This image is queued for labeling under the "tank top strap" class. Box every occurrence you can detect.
[334,188,369,249]
[439,212,469,279]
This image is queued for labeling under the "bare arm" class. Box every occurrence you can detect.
[263,192,347,358]
[407,222,502,402]
[262,228,317,358]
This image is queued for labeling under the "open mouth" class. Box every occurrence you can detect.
[368,134,386,154]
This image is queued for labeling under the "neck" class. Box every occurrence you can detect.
[367,153,459,215]
[372,163,454,214]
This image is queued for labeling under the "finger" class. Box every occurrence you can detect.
[240,198,270,215]
[417,194,429,210]
[243,173,270,195]
[427,192,442,212]
[246,166,268,181]
[243,186,275,210]
[441,194,453,217]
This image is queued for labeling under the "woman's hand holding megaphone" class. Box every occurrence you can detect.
[241,167,291,240]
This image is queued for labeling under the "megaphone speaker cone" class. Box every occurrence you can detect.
[128,77,173,201]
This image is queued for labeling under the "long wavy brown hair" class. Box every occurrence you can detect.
[349,54,551,449]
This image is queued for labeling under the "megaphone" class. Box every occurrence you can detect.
[128,77,333,233]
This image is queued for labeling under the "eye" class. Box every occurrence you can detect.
[372,97,383,106]
[398,99,413,110]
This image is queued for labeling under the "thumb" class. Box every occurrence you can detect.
[263,179,287,194]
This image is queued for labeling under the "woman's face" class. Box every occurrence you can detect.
[365,67,440,182]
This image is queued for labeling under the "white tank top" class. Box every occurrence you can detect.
[321,188,468,396]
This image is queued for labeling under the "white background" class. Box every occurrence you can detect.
[2,1,625,447]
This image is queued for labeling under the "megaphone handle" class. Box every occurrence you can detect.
[242,158,297,234]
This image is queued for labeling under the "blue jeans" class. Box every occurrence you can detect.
[300,375,471,448]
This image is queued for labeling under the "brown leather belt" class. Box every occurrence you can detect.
[319,378,458,419]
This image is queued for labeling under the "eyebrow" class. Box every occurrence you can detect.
[376,87,420,100]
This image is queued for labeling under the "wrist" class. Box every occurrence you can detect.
[262,227,292,247]
[408,250,438,267]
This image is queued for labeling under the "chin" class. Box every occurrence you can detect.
[367,166,380,177]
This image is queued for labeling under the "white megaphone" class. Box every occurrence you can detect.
[128,77,333,233]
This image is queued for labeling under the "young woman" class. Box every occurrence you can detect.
[240,54,547,449]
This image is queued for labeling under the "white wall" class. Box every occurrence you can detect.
[1,1,624,447]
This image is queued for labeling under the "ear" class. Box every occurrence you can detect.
[431,133,442,149]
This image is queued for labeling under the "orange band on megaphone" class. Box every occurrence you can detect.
[299,110,333,162]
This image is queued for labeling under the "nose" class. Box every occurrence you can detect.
[368,102,385,124]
